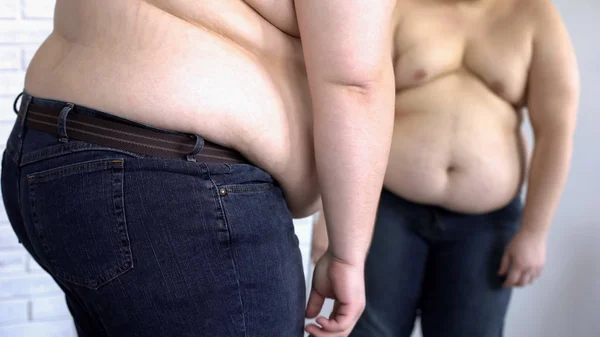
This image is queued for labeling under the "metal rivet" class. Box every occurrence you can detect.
[219,188,228,196]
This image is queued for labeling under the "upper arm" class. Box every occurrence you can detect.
[527,1,579,137]
[295,0,396,88]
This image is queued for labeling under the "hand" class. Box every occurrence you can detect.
[498,228,548,288]
[305,251,366,337]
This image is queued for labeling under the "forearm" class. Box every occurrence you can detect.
[521,133,574,234]
[312,208,329,247]
[314,74,395,265]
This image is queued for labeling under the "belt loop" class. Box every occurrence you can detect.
[13,92,24,115]
[15,93,32,167]
[18,93,32,129]
[186,134,205,162]
[58,103,75,143]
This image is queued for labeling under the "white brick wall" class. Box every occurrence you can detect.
[0,1,316,336]
[0,321,75,337]
[0,0,20,20]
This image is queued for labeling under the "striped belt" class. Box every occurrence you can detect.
[17,95,248,165]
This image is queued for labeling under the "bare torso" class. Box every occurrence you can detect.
[25,0,318,216]
[388,0,534,213]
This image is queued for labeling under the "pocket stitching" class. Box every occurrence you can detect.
[221,182,275,194]
[27,158,124,183]
[20,141,144,167]
[27,158,133,289]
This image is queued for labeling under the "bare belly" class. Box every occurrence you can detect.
[24,0,319,217]
[385,72,527,213]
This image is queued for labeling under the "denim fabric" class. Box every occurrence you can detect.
[350,189,522,337]
[2,95,305,337]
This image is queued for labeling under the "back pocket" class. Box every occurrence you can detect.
[27,158,132,289]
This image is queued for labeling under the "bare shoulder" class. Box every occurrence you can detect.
[526,0,569,35]
[525,0,579,122]
[524,0,576,68]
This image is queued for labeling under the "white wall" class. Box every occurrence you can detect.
[0,1,76,336]
[0,1,598,337]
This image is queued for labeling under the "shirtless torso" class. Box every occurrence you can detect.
[312,1,578,294]
[25,0,317,216]
[388,0,536,213]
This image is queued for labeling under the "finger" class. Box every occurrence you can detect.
[503,267,523,288]
[526,273,536,285]
[316,316,345,333]
[329,301,341,320]
[305,323,329,337]
[530,268,542,283]
[305,323,341,337]
[306,289,326,319]
[316,301,358,333]
[498,254,510,276]
[516,271,533,287]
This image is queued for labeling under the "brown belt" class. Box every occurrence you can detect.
[21,103,248,164]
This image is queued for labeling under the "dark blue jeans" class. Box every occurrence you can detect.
[350,189,522,337]
[2,96,305,336]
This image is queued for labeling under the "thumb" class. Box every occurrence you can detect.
[498,253,511,276]
[305,289,325,319]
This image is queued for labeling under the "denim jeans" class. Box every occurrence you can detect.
[350,189,522,337]
[2,95,305,337]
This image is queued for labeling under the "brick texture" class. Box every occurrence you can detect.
[0,8,64,337]
[0,250,27,274]
[0,225,20,249]
[22,0,55,19]
[30,296,71,321]
[0,274,62,299]
[0,298,28,325]
[0,47,20,70]
[0,0,19,19]
[0,320,76,337]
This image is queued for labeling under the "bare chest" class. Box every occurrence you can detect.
[393,1,535,105]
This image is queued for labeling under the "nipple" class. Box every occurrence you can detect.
[490,81,505,95]
[413,69,427,81]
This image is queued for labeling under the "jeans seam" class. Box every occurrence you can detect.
[206,168,248,337]
[28,183,55,264]
[112,160,134,280]
[6,141,18,164]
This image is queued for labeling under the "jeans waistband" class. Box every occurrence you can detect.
[12,92,248,165]
[381,188,523,220]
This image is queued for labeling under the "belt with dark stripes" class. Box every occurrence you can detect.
[20,102,248,165]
